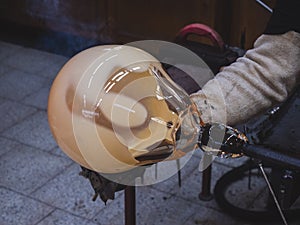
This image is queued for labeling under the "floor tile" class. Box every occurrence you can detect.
[170,162,232,209]
[0,97,5,106]
[2,111,57,151]
[31,164,105,220]
[0,99,36,132]
[153,152,201,195]
[183,205,248,225]
[92,193,125,225]
[0,145,72,194]
[0,41,23,61]
[23,86,50,110]
[0,69,48,101]
[48,146,70,158]
[39,54,69,79]
[0,137,20,157]
[183,205,291,225]
[36,209,99,225]
[0,187,54,225]
[2,47,57,75]
[0,63,13,77]
[93,186,198,225]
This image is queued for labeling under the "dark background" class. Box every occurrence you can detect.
[0,0,276,56]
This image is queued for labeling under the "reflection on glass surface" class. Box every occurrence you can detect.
[48,45,201,173]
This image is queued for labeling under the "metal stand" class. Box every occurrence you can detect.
[125,186,136,225]
[199,164,213,201]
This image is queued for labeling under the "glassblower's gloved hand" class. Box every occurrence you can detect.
[190,31,300,126]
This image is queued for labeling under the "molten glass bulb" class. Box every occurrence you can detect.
[48,45,201,173]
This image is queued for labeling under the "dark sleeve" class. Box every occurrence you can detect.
[264,0,300,34]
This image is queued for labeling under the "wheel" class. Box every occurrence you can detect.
[214,161,300,222]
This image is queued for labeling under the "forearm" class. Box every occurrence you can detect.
[190,31,300,126]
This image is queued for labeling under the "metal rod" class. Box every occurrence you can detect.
[125,186,136,225]
[176,159,182,187]
[258,163,288,225]
[155,164,158,180]
[256,0,273,13]
[199,164,213,201]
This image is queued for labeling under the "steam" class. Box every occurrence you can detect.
[24,0,109,56]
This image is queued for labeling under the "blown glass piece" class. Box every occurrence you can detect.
[48,45,201,173]
[48,44,247,174]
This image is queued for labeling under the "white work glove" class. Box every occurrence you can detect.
[190,31,300,126]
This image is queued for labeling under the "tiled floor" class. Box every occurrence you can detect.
[0,40,298,225]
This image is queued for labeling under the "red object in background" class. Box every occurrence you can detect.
[175,23,225,50]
